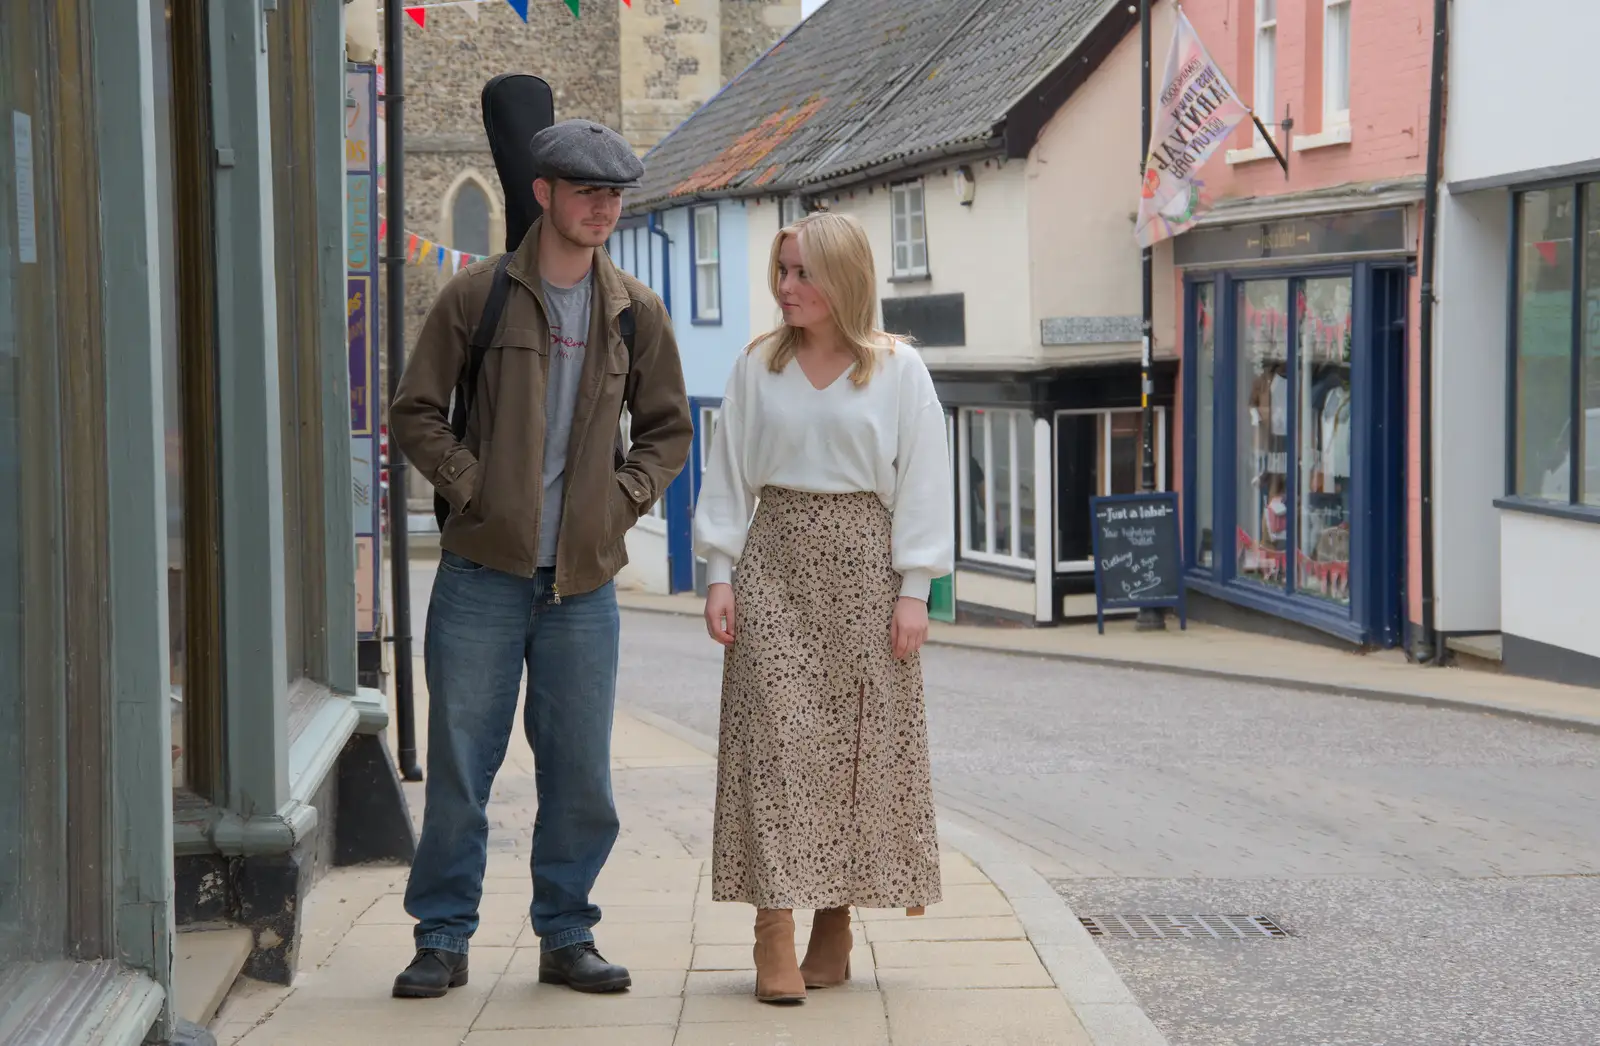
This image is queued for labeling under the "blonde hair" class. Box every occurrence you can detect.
[747,211,893,387]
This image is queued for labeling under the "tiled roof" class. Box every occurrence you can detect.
[626,0,1116,212]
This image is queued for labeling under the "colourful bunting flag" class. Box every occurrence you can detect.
[506,0,528,20]
[461,0,478,20]
[405,5,425,27]
[563,0,577,16]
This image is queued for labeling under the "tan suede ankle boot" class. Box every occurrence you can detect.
[753,909,807,1004]
[800,906,852,988]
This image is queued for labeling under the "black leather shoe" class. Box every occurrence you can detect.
[392,948,469,998]
[538,942,631,993]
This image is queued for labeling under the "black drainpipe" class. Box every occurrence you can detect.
[1415,0,1449,664]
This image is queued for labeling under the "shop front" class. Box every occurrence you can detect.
[1176,207,1412,647]
[3,0,408,1040]
[935,363,1176,625]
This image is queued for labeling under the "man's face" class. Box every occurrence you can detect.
[535,178,624,248]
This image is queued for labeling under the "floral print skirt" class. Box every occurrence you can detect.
[711,487,942,911]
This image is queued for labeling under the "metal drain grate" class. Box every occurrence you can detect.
[1080,914,1290,940]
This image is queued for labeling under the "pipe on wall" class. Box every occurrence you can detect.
[1414,0,1449,664]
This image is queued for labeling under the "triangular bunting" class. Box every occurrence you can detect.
[506,0,528,21]
[562,0,578,16]
[460,0,479,20]
[405,6,426,27]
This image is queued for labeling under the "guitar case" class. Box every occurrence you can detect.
[430,74,557,533]
[480,73,556,251]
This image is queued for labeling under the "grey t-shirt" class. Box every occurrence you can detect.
[538,273,592,567]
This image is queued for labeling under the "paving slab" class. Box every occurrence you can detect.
[883,988,1092,1046]
[211,651,1157,1046]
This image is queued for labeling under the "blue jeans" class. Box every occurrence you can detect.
[405,552,621,955]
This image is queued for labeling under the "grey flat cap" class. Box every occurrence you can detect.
[528,119,645,189]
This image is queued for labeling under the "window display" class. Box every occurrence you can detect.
[1236,280,1290,586]
[1296,278,1352,605]
[1194,285,1216,567]
[1231,276,1354,604]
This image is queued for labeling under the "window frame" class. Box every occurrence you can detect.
[698,405,719,471]
[890,180,930,279]
[780,194,806,229]
[690,204,721,326]
[1502,180,1600,521]
[1253,0,1278,146]
[441,169,500,260]
[957,407,1036,570]
[1051,407,1168,572]
[1322,0,1352,131]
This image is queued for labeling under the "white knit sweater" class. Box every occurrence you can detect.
[692,340,956,601]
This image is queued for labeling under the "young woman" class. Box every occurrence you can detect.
[694,211,955,1004]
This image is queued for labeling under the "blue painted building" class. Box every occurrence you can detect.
[610,199,765,593]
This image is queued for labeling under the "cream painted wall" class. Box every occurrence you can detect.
[953,569,1035,618]
[1027,3,1176,364]
[746,201,780,343]
[619,522,670,594]
[1500,512,1600,662]
[823,161,1035,370]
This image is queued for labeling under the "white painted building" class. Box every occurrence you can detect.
[1433,0,1600,685]
[627,0,1179,626]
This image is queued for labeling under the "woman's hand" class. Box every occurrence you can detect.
[890,596,929,660]
[705,583,737,646]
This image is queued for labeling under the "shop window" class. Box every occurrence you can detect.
[692,205,721,324]
[1510,183,1600,507]
[891,180,929,278]
[1254,0,1278,143]
[1296,279,1354,603]
[1232,277,1353,605]
[1194,284,1217,567]
[1054,408,1168,569]
[1323,0,1351,129]
[959,408,1035,567]
[2,35,70,963]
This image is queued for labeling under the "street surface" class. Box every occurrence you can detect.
[406,564,1600,1045]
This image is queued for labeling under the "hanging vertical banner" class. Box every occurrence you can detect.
[1135,8,1250,248]
[347,64,383,641]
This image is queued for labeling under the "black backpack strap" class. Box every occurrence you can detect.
[451,252,516,440]
[614,301,640,472]
[436,253,515,531]
[619,304,636,367]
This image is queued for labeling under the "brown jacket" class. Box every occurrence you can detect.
[390,220,692,596]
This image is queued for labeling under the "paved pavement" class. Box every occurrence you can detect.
[610,595,1600,1046]
[207,654,1119,1045]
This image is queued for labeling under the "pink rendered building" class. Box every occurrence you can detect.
[1164,0,1436,648]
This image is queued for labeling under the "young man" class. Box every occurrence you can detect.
[388,120,692,998]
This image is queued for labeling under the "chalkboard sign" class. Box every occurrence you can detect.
[1089,493,1187,634]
